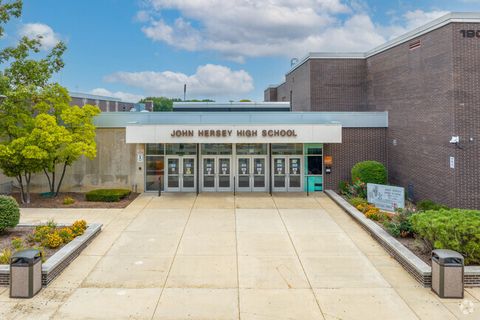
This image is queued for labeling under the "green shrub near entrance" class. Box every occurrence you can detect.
[410,209,480,265]
[351,161,387,185]
[85,189,131,202]
[0,196,20,233]
[416,199,449,211]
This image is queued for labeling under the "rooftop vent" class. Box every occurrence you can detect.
[409,40,421,50]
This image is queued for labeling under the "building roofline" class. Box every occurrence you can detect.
[285,12,480,76]
[70,91,123,102]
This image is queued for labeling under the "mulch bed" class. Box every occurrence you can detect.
[12,192,139,209]
[0,227,59,261]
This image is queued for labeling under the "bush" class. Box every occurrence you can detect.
[43,232,63,249]
[0,248,12,264]
[11,237,24,250]
[63,196,75,205]
[85,189,131,202]
[351,161,387,185]
[58,227,74,243]
[71,220,87,236]
[384,208,414,238]
[31,225,54,243]
[0,196,20,233]
[416,199,449,211]
[338,181,350,195]
[410,209,480,265]
[349,197,368,207]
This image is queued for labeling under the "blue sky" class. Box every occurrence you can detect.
[2,0,479,102]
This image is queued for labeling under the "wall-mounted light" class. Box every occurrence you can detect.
[324,156,333,174]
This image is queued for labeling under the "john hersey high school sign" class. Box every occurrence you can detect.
[126,124,342,144]
[171,129,299,138]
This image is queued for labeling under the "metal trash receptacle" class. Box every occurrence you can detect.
[10,249,42,298]
[431,249,464,298]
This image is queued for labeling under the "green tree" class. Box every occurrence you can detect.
[0,1,95,203]
[140,97,179,112]
[239,99,252,102]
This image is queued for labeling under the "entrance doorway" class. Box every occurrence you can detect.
[165,156,196,192]
[201,156,233,192]
[237,156,268,192]
[272,156,303,192]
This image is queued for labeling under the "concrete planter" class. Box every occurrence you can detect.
[325,190,480,287]
[0,223,102,287]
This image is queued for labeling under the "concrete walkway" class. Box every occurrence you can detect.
[0,193,478,319]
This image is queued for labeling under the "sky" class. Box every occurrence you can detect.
[2,0,480,102]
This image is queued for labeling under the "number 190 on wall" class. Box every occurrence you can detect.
[460,30,480,38]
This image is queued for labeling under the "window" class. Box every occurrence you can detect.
[201,144,232,155]
[307,156,323,175]
[166,144,197,155]
[271,143,303,155]
[236,144,267,155]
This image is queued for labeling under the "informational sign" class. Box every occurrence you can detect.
[450,156,455,169]
[367,183,405,212]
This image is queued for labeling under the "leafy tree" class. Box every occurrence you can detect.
[239,99,252,102]
[0,1,99,202]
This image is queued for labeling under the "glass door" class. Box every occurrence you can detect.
[253,157,267,191]
[218,158,232,191]
[182,157,196,191]
[237,158,250,191]
[272,157,286,191]
[203,158,216,191]
[288,157,302,190]
[166,158,180,191]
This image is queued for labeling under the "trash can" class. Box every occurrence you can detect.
[431,249,464,298]
[10,249,42,298]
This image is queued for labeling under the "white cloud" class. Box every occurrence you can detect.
[139,1,451,59]
[19,23,60,50]
[104,64,254,99]
[90,88,144,103]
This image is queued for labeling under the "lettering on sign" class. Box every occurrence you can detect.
[170,129,298,138]
[367,183,405,212]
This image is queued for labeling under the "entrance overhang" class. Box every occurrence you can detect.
[126,124,342,144]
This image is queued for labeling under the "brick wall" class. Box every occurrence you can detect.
[310,59,367,111]
[264,87,277,101]
[323,128,387,189]
[452,23,480,209]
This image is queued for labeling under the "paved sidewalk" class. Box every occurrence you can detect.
[0,193,478,319]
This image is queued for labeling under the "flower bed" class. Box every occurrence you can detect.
[0,222,102,287]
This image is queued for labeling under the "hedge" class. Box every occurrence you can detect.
[410,209,480,265]
[85,189,131,202]
[416,199,449,211]
[0,196,20,233]
[351,161,387,184]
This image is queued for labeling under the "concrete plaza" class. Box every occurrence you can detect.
[0,193,478,319]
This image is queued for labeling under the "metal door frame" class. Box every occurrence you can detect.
[201,155,233,192]
[271,155,303,192]
[165,156,196,192]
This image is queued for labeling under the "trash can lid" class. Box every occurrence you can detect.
[432,249,464,263]
[12,249,41,260]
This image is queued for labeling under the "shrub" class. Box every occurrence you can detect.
[0,196,20,233]
[351,161,387,185]
[43,232,63,249]
[348,179,367,199]
[32,225,52,243]
[11,237,24,250]
[384,208,414,238]
[0,248,12,264]
[410,209,480,265]
[58,227,74,243]
[63,196,75,205]
[349,197,368,207]
[85,189,131,202]
[416,199,449,211]
[71,220,87,236]
[338,181,350,196]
